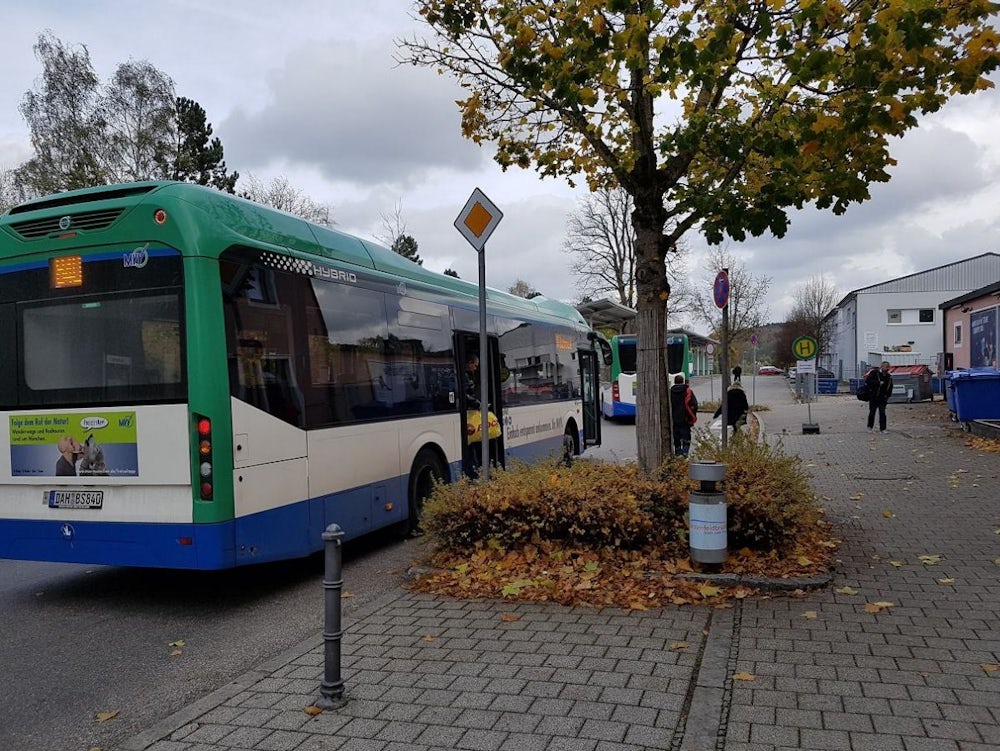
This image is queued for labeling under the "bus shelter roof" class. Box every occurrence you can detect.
[576,298,636,332]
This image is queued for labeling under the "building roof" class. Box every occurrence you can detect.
[833,252,1000,309]
[938,279,1000,309]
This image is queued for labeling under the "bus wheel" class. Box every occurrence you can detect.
[407,448,446,537]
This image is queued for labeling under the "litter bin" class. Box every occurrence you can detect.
[887,365,934,403]
[689,462,727,571]
[950,368,1000,424]
[816,378,838,395]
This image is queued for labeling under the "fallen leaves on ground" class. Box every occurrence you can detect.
[918,554,943,566]
[834,586,858,596]
[94,710,119,723]
[303,706,323,716]
[966,436,1000,453]
[410,536,836,610]
[863,601,895,614]
[733,671,755,681]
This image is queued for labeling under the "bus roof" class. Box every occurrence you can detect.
[1,181,587,327]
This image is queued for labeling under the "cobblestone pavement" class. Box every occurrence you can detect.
[119,392,1000,751]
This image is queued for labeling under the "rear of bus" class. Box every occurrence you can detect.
[0,184,225,568]
[601,335,637,418]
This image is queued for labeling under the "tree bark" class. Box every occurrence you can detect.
[633,219,671,474]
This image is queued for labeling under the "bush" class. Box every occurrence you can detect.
[424,435,821,558]
[691,430,821,550]
[423,461,660,551]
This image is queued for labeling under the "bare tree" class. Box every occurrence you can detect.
[565,186,692,314]
[376,198,423,264]
[98,59,175,183]
[691,247,771,363]
[785,275,839,360]
[238,174,332,226]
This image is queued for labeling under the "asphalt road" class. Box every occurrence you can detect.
[0,531,422,751]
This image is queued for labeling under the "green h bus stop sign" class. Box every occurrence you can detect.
[792,335,818,360]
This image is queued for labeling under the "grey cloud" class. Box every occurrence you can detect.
[219,37,490,189]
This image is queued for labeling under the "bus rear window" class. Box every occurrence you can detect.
[19,291,185,406]
[618,340,637,374]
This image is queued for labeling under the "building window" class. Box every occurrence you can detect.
[954,322,963,347]
[919,309,934,323]
[887,309,901,324]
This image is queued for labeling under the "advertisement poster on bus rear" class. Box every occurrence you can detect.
[9,412,139,478]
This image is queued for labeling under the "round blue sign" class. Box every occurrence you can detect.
[713,271,730,309]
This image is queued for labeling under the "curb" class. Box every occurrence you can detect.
[677,569,834,591]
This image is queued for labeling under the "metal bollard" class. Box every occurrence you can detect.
[315,524,348,710]
[688,461,728,572]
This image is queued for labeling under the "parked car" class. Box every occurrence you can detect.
[758,365,784,375]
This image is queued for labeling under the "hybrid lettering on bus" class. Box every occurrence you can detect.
[0,182,603,569]
[600,332,691,418]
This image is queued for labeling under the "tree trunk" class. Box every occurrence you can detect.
[633,224,671,474]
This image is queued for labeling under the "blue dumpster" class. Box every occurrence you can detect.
[849,378,862,395]
[949,368,1000,422]
[816,378,838,394]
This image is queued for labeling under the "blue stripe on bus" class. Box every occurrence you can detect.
[606,402,636,418]
[0,435,568,569]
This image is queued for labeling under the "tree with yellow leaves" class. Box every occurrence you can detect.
[398,0,999,471]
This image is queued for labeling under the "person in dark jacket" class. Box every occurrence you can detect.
[865,361,893,433]
[714,381,750,433]
[669,374,698,456]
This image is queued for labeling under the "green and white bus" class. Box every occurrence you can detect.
[600,332,691,418]
[0,182,602,569]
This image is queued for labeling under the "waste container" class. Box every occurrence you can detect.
[949,368,1000,423]
[849,378,863,395]
[816,378,838,395]
[887,365,934,403]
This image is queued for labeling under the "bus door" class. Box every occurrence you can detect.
[455,334,504,477]
[578,347,602,447]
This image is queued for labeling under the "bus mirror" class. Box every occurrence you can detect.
[594,334,613,366]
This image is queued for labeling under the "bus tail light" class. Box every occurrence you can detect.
[195,415,213,500]
[611,381,620,403]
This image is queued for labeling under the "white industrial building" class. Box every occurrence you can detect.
[824,253,1000,380]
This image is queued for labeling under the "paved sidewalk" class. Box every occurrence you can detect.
[119,393,1000,751]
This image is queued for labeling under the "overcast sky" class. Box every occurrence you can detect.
[2,1,998,330]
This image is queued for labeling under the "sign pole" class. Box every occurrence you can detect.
[793,335,820,435]
[713,268,731,448]
[454,188,504,481]
[477,247,489,481]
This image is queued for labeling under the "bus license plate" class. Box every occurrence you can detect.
[47,490,104,509]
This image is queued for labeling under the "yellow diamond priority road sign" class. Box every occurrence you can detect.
[454,188,503,252]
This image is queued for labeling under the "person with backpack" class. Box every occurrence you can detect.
[670,374,699,456]
[865,361,894,433]
[714,381,750,433]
